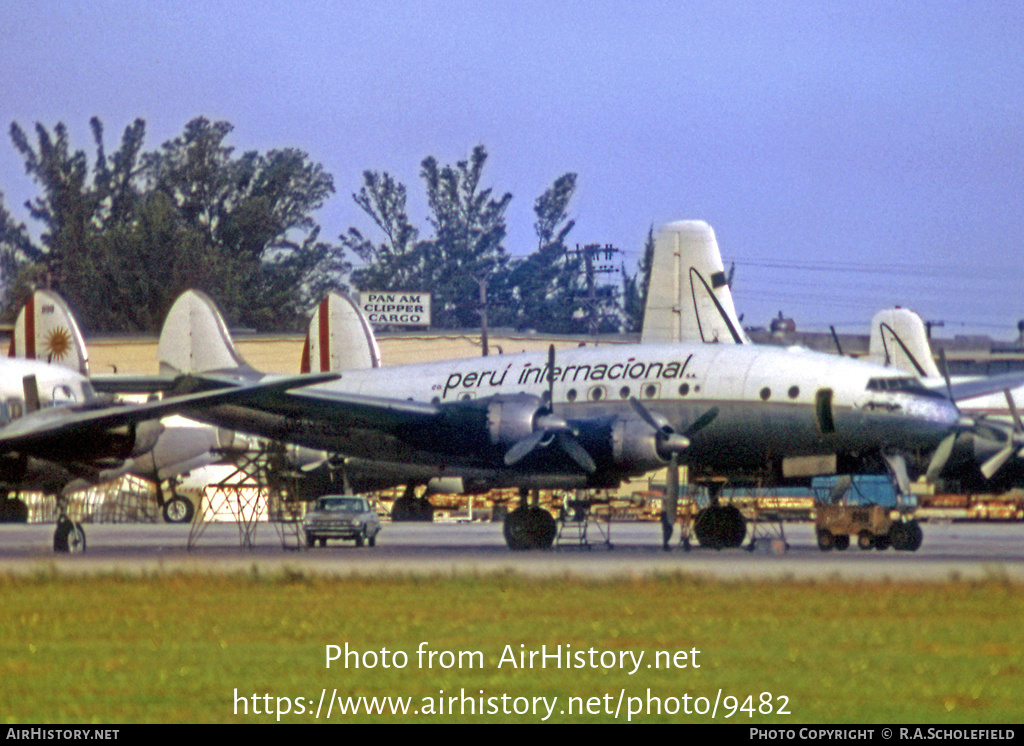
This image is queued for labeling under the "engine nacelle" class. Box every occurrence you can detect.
[484,393,547,447]
[610,413,672,472]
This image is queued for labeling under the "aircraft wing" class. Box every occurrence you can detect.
[941,373,1024,403]
[0,373,338,455]
[218,386,441,431]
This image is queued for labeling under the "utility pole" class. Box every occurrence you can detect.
[474,271,489,357]
[570,243,620,336]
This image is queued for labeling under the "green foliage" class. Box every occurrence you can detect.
[2,573,1021,723]
[5,117,347,332]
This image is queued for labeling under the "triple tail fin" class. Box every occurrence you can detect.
[157,290,257,377]
[300,292,381,372]
[8,290,90,375]
[867,308,941,379]
[641,220,749,345]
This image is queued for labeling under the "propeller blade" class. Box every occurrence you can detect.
[938,348,955,403]
[504,430,549,466]
[628,397,663,431]
[684,406,720,437]
[556,432,597,473]
[1004,390,1023,433]
[980,444,1014,480]
[925,431,957,482]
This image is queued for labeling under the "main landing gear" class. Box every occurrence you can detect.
[53,514,85,553]
[503,489,557,550]
[390,485,435,521]
[692,504,747,550]
[686,484,747,550]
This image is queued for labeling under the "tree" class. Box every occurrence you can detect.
[504,172,583,332]
[418,145,512,328]
[621,226,655,333]
[342,170,420,292]
[0,189,42,319]
[6,116,346,332]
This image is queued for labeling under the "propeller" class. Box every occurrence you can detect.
[931,349,1024,482]
[630,399,719,550]
[979,390,1024,480]
[503,345,596,473]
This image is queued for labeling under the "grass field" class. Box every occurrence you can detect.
[1,571,1021,723]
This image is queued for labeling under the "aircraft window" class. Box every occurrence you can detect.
[760,387,771,401]
[619,386,630,399]
[644,383,659,399]
[566,389,577,402]
[679,383,690,396]
[51,385,76,405]
[866,377,930,394]
[788,386,800,399]
[589,386,605,402]
[6,399,23,421]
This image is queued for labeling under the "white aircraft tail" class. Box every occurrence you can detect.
[867,308,941,379]
[641,220,749,345]
[300,292,381,372]
[157,290,255,376]
[8,290,90,375]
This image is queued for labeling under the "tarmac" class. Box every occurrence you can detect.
[0,519,1021,582]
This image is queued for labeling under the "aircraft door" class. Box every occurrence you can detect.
[815,388,836,435]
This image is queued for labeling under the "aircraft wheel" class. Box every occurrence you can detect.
[833,533,850,551]
[816,529,834,551]
[503,506,557,550]
[368,534,376,548]
[305,533,316,548]
[162,496,195,524]
[694,506,746,549]
[392,496,435,522]
[355,534,364,548]
[857,531,874,550]
[874,533,891,551]
[53,517,86,554]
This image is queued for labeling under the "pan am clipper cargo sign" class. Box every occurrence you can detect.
[357,292,431,327]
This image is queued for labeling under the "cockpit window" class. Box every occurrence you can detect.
[50,384,77,406]
[866,377,944,398]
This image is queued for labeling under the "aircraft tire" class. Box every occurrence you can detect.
[369,534,376,547]
[503,506,557,550]
[874,533,891,551]
[857,531,874,550]
[833,534,850,551]
[53,517,86,554]
[355,534,364,547]
[162,496,195,524]
[816,529,834,551]
[392,496,435,522]
[694,506,746,549]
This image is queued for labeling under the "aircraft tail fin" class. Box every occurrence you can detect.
[157,290,256,377]
[641,221,749,345]
[867,308,941,379]
[300,292,381,372]
[8,290,90,375]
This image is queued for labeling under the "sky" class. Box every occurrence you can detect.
[1,1,1022,338]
